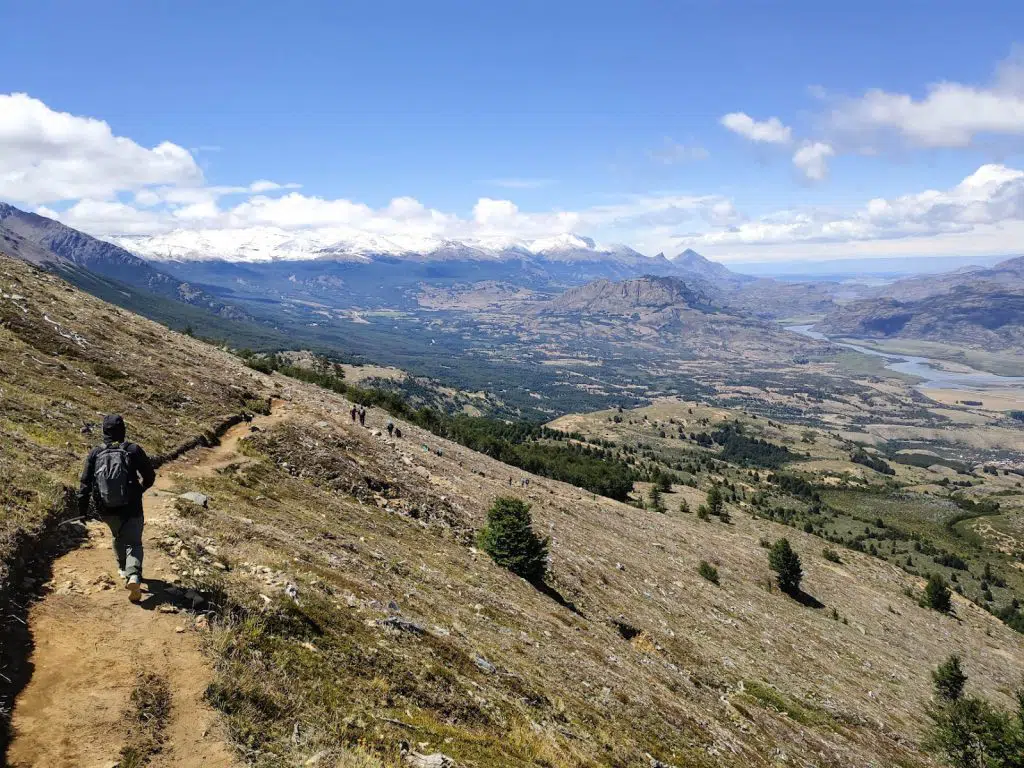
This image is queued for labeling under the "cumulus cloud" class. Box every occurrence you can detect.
[249,179,302,193]
[0,93,203,205]
[828,52,1024,148]
[720,112,792,144]
[13,93,1024,263]
[792,142,834,181]
[690,163,1024,250]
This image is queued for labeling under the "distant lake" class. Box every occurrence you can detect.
[785,325,1024,391]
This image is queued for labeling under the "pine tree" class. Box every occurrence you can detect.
[477,497,549,583]
[648,485,666,514]
[706,485,724,516]
[768,538,803,594]
[932,655,967,702]
[679,498,690,514]
[925,573,953,613]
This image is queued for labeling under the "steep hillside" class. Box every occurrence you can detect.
[818,289,1024,350]
[0,202,248,321]
[2,252,1023,767]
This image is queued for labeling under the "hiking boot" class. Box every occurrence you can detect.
[125,574,142,603]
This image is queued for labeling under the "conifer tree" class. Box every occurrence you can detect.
[478,497,549,583]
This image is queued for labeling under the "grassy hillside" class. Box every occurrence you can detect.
[2,252,1023,767]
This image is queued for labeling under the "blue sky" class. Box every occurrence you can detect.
[4,1,1024,263]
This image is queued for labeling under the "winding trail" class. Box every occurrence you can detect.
[6,404,290,768]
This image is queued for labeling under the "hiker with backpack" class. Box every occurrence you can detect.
[78,415,156,602]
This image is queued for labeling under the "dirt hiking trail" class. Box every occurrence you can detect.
[6,404,291,768]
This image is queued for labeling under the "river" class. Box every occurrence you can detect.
[785,325,1024,391]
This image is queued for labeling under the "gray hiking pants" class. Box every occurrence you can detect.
[101,514,144,579]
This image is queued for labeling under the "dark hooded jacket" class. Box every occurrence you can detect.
[78,415,156,518]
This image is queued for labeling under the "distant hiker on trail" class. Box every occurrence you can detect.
[78,415,155,603]
[394,427,402,439]
[350,406,357,423]
[387,421,395,437]
[359,407,367,426]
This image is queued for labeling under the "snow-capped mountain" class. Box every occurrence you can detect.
[110,227,647,265]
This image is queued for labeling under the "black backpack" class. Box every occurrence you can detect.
[95,443,133,508]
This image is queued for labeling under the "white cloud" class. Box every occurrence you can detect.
[40,199,171,235]
[249,179,302,193]
[792,142,834,181]
[13,93,1024,264]
[688,163,1024,258]
[648,139,710,164]
[720,112,792,144]
[0,93,203,205]
[828,52,1024,148]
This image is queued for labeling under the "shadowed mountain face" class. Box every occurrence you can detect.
[0,202,248,320]
[816,257,1024,351]
[818,289,1024,349]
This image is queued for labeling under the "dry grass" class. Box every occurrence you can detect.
[117,672,171,767]
[167,381,1024,766]
[4,252,1024,767]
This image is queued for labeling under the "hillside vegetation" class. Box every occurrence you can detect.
[1,252,1023,767]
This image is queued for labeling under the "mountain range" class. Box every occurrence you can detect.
[5,200,1024,362]
[0,202,248,321]
[113,227,719,269]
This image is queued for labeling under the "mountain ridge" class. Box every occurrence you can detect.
[0,202,249,321]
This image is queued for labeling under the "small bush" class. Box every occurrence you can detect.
[678,499,690,514]
[768,538,803,594]
[92,361,126,381]
[698,560,719,585]
[822,548,842,564]
[478,497,549,583]
[696,506,710,521]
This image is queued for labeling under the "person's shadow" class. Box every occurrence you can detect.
[137,579,206,612]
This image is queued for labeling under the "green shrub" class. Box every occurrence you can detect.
[477,497,549,583]
[768,538,803,594]
[822,548,842,564]
[678,499,690,514]
[698,560,719,585]
[92,361,126,381]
